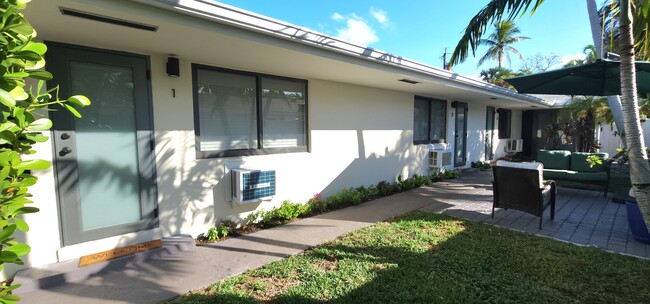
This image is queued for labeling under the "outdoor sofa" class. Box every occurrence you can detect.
[536,149,610,196]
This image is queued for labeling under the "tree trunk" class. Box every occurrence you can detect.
[586,0,604,58]
[619,0,650,228]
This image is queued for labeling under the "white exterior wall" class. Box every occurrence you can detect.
[492,109,523,159]
[12,1,533,278]
[15,54,447,278]
[14,52,525,278]
[598,122,650,156]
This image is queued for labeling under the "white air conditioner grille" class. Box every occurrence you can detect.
[232,169,276,204]
[506,139,523,152]
[429,151,452,168]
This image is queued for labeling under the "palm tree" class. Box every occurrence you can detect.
[583,44,598,63]
[562,96,612,152]
[480,67,517,88]
[448,0,650,228]
[477,20,529,68]
[600,0,650,60]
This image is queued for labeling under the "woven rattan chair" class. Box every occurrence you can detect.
[492,160,556,229]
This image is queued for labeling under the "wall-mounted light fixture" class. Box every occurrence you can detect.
[166,57,180,77]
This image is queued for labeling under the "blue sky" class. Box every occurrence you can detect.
[217,0,594,78]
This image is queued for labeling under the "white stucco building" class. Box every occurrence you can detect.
[11,0,554,280]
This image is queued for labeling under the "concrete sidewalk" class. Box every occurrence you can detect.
[17,187,439,304]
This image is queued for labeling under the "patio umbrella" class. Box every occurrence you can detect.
[505,59,650,96]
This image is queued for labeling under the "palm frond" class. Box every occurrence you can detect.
[449,0,545,67]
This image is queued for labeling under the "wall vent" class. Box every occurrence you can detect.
[60,8,158,32]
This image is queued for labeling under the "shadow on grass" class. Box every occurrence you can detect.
[167,212,650,304]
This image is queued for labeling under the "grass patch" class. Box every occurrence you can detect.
[168,212,650,304]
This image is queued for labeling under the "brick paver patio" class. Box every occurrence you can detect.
[417,170,650,259]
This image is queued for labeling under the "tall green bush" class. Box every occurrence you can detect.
[0,1,89,301]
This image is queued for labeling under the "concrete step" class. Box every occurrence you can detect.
[13,235,195,293]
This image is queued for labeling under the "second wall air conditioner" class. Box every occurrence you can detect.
[430,150,452,168]
[505,139,523,153]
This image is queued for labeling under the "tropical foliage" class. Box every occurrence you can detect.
[449,0,650,229]
[477,20,529,68]
[479,67,516,88]
[563,44,599,67]
[560,96,612,152]
[0,1,89,302]
[600,0,650,60]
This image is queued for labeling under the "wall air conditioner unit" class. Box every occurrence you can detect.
[429,150,452,168]
[427,143,451,168]
[506,139,524,153]
[231,169,276,204]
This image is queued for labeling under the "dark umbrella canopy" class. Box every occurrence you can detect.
[505,59,650,96]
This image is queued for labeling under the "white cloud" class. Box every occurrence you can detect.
[370,7,389,28]
[560,53,586,65]
[334,14,378,46]
[331,12,344,21]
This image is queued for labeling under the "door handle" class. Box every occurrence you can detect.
[59,147,72,156]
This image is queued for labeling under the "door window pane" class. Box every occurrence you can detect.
[261,78,306,148]
[70,62,142,230]
[196,70,258,151]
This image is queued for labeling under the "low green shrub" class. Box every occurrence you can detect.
[274,200,304,221]
[366,184,380,200]
[339,187,365,205]
[307,193,327,214]
[202,169,463,244]
[327,193,344,209]
[471,161,491,171]
[377,180,395,196]
[206,227,219,241]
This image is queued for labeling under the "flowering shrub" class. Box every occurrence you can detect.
[201,171,462,244]
[307,193,327,213]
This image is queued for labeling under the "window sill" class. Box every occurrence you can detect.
[196,146,309,159]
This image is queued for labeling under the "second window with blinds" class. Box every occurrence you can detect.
[192,65,308,158]
[413,96,447,144]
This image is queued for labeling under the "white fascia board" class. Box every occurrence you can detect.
[130,0,553,107]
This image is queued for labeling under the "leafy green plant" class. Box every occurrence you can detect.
[365,184,380,200]
[377,180,394,196]
[327,193,343,209]
[245,210,263,226]
[471,161,491,171]
[0,1,89,301]
[339,187,364,205]
[206,227,219,241]
[306,193,326,214]
[443,170,461,179]
[412,174,432,187]
[273,200,303,222]
[586,155,603,168]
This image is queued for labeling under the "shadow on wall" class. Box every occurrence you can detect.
[319,129,425,197]
[155,131,221,236]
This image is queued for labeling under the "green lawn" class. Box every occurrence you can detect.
[168,212,650,304]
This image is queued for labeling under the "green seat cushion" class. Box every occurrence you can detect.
[543,169,571,180]
[571,171,609,182]
[537,149,571,170]
[570,152,609,173]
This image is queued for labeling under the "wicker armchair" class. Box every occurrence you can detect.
[492,160,556,229]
